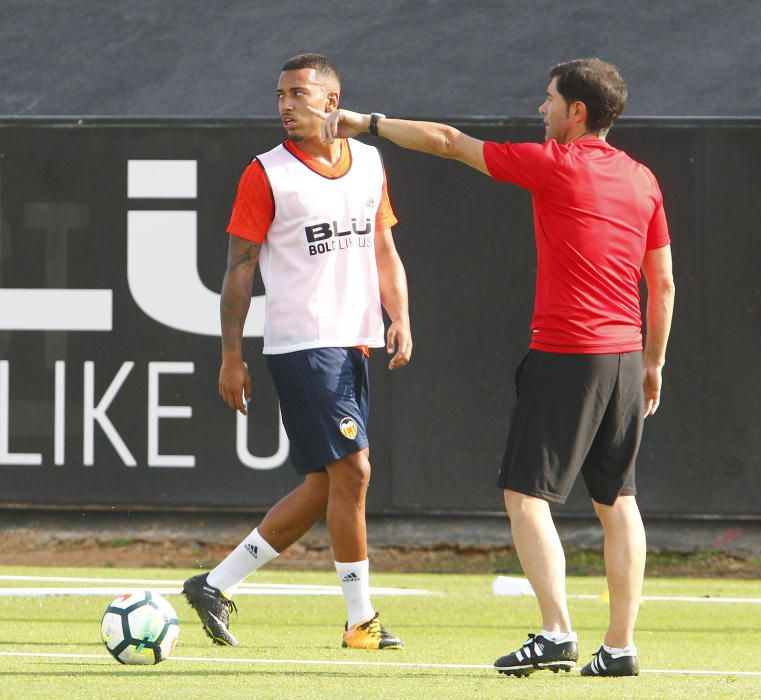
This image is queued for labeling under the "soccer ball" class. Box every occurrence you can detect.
[101,590,180,665]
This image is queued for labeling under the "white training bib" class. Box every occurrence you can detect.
[257,139,386,354]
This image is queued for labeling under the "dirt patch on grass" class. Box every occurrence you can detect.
[2,510,760,577]
[1,530,759,578]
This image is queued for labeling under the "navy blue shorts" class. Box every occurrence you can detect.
[265,347,370,474]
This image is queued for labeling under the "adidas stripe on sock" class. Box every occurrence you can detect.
[335,559,375,628]
[207,527,279,593]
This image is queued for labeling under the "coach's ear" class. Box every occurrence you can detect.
[570,100,588,127]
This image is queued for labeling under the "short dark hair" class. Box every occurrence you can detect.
[549,58,627,133]
[281,53,340,86]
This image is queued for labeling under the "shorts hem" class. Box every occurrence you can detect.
[590,488,637,506]
[497,482,569,505]
[294,440,370,475]
[325,440,370,467]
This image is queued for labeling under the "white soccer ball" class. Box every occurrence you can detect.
[101,590,180,665]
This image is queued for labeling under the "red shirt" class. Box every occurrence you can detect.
[483,137,671,353]
[228,139,398,244]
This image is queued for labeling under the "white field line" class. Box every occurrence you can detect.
[0,586,427,598]
[1,575,349,588]
[641,669,761,676]
[1,577,756,603]
[1,651,760,677]
[0,587,326,597]
[569,594,761,604]
[0,575,431,597]
[0,575,423,591]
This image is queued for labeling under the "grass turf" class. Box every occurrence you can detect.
[1,565,759,699]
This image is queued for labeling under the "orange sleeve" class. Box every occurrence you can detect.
[226,160,274,244]
[375,170,398,231]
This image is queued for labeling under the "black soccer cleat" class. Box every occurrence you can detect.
[580,645,639,677]
[495,633,578,677]
[182,573,239,647]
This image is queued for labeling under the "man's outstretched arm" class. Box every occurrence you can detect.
[310,107,489,175]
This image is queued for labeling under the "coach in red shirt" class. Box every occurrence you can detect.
[315,58,675,678]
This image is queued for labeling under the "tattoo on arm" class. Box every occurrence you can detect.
[220,239,261,355]
[228,241,261,271]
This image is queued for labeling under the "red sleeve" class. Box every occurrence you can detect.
[375,169,398,231]
[226,160,274,244]
[483,140,561,192]
[646,194,671,250]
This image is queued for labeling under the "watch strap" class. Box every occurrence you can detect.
[369,113,385,136]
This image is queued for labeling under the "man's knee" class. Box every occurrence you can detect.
[504,488,548,518]
[328,449,371,492]
[593,494,641,528]
[593,494,638,514]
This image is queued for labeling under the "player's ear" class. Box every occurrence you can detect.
[325,89,340,113]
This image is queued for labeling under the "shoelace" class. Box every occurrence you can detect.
[222,596,238,618]
[355,613,386,637]
[356,613,379,630]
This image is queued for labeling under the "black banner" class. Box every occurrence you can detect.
[0,118,759,517]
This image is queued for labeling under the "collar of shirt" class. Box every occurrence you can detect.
[283,138,351,178]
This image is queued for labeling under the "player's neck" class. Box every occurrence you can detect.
[289,135,342,164]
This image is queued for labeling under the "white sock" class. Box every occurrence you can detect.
[603,643,637,657]
[541,629,578,644]
[335,559,375,628]
[207,528,279,593]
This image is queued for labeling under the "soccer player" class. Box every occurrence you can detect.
[183,53,411,651]
[314,58,674,676]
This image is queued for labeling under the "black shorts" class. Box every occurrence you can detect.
[497,350,644,506]
[265,347,370,475]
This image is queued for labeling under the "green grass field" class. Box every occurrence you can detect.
[1,565,759,699]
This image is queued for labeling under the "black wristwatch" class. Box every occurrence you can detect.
[369,113,385,136]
